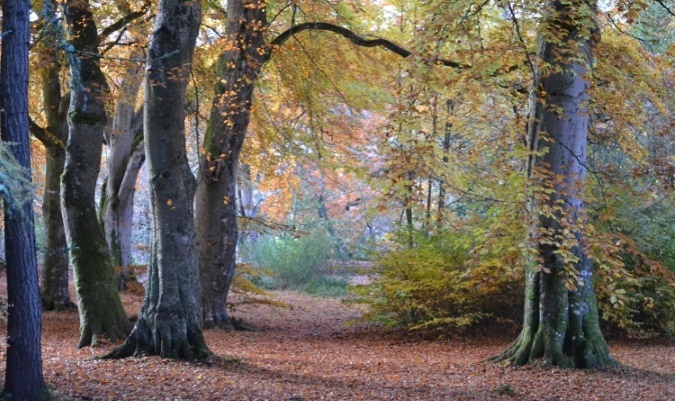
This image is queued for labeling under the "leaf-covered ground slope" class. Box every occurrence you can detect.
[0,288,673,400]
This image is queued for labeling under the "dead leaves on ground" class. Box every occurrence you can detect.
[0,290,674,400]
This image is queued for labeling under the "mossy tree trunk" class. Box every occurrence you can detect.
[195,0,268,330]
[104,0,210,360]
[492,0,615,368]
[61,0,130,348]
[0,0,48,398]
[30,0,75,312]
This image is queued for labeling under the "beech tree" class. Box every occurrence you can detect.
[101,57,145,280]
[491,0,615,367]
[1,0,47,397]
[61,0,130,347]
[104,0,210,360]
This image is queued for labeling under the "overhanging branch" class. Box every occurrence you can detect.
[268,22,472,69]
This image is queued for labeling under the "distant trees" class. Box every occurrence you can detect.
[1,0,47,398]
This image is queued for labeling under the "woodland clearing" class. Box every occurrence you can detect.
[0,277,673,401]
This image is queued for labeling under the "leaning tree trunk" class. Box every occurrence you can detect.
[101,60,145,286]
[1,0,47,398]
[61,0,130,347]
[35,0,75,311]
[195,0,267,330]
[104,0,209,360]
[492,0,614,368]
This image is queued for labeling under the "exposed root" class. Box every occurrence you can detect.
[100,313,212,362]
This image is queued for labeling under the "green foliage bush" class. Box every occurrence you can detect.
[244,228,348,296]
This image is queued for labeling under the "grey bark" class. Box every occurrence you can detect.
[104,0,210,360]
[195,0,268,330]
[101,62,145,271]
[33,0,75,312]
[61,0,131,347]
[1,0,48,398]
[492,0,614,368]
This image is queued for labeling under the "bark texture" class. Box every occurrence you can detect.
[34,0,75,311]
[492,0,614,368]
[1,0,48,398]
[61,0,130,347]
[104,0,209,360]
[195,0,268,330]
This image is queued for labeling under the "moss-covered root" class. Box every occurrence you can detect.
[490,326,617,368]
[100,314,212,362]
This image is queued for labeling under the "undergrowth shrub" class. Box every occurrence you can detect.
[592,234,675,337]
[354,227,675,338]
[351,229,523,334]
[244,228,348,296]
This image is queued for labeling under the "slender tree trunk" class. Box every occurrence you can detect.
[104,0,209,360]
[34,0,75,311]
[195,0,268,330]
[1,0,47,398]
[492,0,614,368]
[437,99,453,221]
[237,163,258,244]
[61,0,130,347]
[42,145,75,310]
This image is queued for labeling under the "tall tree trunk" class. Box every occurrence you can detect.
[33,0,75,311]
[104,0,209,360]
[195,0,267,330]
[61,0,130,347]
[492,0,614,368]
[101,61,145,277]
[1,0,47,398]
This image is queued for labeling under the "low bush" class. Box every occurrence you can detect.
[244,228,348,296]
[351,229,523,334]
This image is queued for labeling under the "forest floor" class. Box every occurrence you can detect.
[0,283,674,400]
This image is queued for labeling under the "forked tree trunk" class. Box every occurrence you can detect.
[104,0,209,360]
[195,0,267,330]
[34,0,75,311]
[1,0,47,398]
[61,0,130,347]
[492,0,614,368]
[101,62,145,282]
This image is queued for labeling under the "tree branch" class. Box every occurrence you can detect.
[268,22,471,69]
[654,0,675,18]
[29,119,65,149]
[98,0,152,43]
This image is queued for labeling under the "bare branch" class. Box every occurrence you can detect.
[98,0,152,43]
[29,119,65,149]
[268,22,471,69]
[654,0,675,18]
